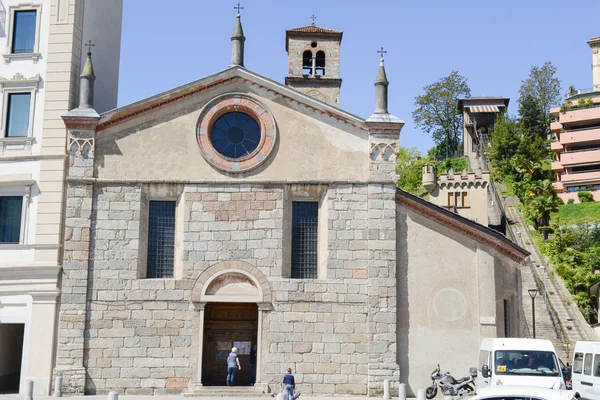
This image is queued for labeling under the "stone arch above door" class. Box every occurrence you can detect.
[191,261,273,305]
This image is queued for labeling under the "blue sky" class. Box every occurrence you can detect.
[118,0,600,153]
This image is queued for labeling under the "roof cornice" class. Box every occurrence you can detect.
[96,67,366,132]
[395,189,529,262]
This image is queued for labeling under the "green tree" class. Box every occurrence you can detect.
[413,71,471,159]
[519,94,548,141]
[518,61,562,114]
[524,179,560,239]
[488,115,520,178]
[396,147,429,196]
[578,190,594,203]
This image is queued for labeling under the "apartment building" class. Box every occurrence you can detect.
[551,36,600,203]
[0,0,122,395]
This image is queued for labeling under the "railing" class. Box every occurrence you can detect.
[562,103,600,112]
[498,192,569,347]
[566,87,600,99]
[562,146,600,153]
[566,167,600,175]
[564,125,600,133]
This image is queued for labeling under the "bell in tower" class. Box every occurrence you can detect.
[285,17,343,107]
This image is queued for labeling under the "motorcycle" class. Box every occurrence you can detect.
[425,364,477,399]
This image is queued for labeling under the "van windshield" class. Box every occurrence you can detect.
[494,350,560,377]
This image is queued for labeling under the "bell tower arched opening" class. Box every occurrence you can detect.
[315,50,325,76]
[302,50,313,76]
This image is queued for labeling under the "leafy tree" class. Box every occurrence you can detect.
[524,179,560,239]
[538,225,600,322]
[519,94,549,141]
[488,116,520,178]
[578,190,594,203]
[413,71,471,159]
[439,157,469,174]
[518,61,562,114]
[396,147,429,196]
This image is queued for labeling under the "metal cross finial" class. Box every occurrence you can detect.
[234,2,243,16]
[377,47,387,60]
[310,14,317,24]
[85,40,95,56]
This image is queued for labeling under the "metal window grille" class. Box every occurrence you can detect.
[291,202,318,279]
[147,201,175,278]
[0,196,23,244]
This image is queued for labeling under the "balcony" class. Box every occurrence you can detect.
[551,161,563,171]
[560,149,600,166]
[561,170,600,184]
[550,121,562,133]
[559,127,600,145]
[552,181,565,192]
[551,141,563,152]
[559,106,600,125]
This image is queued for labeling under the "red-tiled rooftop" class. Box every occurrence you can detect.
[588,36,600,44]
[285,24,343,52]
[286,24,342,34]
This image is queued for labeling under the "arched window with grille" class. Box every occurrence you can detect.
[315,51,325,76]
[302,50,313,75]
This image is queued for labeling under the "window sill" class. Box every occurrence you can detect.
[3,52,41,63]
[0,243,58,249]
[0,137,35,156]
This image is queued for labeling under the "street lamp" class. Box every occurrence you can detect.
[528,289,539,338]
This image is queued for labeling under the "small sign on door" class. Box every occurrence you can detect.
[218,340,232,350]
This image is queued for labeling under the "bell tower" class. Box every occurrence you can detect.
[285,19,343,106]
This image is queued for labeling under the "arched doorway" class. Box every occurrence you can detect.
[190,262,272,391]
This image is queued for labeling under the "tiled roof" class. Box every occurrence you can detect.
[286,24,342,34]
[285,24,343,52]
[588,36,600,44]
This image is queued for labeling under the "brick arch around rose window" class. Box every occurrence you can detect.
[191,260,273,305]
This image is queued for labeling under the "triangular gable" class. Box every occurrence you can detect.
[97,66,366,132]
[395,189,529,262]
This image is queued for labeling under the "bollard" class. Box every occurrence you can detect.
[24,380,34,400]
[398,383,407,400]
[53,376,63,397]
[383,379,391,399]
[417,388,426,400]
[108,391,119,400]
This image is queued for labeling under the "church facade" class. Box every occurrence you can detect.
[53,14,528,396]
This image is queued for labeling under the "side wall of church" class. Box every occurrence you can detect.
[396,204,521,395]
[60,182,395,396]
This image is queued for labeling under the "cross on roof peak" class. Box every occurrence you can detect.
[377,46,387,61]
[85,40,95,56]
[234,2,243,16]
[310,14,317,24]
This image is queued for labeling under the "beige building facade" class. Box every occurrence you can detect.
[0,0,122,395]
[422,163,491,226]
[52,15,528,397]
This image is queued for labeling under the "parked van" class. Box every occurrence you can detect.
[572,341,600,399]
[477,338,565,390]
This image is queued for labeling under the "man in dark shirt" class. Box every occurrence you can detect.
[282,368,295,400]
[250,345,257,385]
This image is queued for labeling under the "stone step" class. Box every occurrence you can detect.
[183,386,273,398]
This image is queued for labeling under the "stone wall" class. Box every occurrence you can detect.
[56,182,397,395]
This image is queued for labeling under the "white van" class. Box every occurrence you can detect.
[477,338,565,390]
[572,341,600,399]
